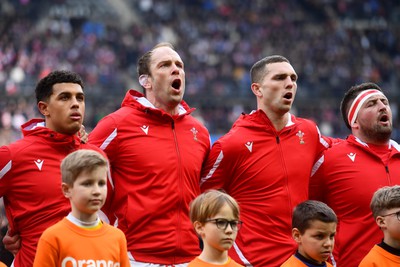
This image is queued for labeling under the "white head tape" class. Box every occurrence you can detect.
[139,74,148,87]
[347,89,385,126]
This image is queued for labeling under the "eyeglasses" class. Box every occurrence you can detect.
[381,210,400,221]
[205,218,243,231]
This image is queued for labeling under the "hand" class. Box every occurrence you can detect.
[3,229,20,255]
[77,125,88,144]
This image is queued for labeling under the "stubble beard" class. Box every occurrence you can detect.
[361,123,392,144]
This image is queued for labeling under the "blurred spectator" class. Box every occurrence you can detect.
[0,0,399,145]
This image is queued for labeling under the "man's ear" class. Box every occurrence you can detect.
[37,101,49,116]
[351,120,360,131]
[61,182,72,199]
[251,83,262,98]
[292,228,302,243]
[139,75,151,90]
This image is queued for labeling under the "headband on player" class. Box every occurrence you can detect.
[347,89,385,126]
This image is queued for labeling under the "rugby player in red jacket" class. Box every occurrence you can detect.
[309,82,400,267]
[89,42,210,266]
[0,70,105,267]
[201,55,332,267]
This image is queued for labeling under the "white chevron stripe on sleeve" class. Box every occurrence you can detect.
[100,128,117,150]
[200,150,224,187]
[0,160,11,179]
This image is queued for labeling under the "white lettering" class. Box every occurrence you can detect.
[61,257,120,267]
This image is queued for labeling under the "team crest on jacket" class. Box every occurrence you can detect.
[296,130,305,144]
[190,127,198,141]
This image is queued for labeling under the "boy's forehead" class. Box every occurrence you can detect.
[305,220,337,232]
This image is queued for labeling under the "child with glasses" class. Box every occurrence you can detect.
[281,200,337,267]
[33,150,130,267]
[359,185,400,266]
[188,190,243,267]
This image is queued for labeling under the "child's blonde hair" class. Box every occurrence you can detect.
[190,190,239,223]
[61,149,107,185]
[370,185,400,218]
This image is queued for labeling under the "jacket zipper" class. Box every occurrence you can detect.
[171,119,182,261]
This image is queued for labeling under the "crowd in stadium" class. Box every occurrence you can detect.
[1,1,400,267]
[0,0,399,146]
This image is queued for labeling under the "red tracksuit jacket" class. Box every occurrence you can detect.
[89,90,210,264]
[0,119,104,267]
[310,135,400,267]
[201,110,330,267]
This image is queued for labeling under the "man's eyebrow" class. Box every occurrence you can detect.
[57,91,85,97]
[157,59,172,65]
[57,91,72,96]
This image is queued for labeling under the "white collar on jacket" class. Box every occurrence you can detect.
[250,110,295,127]
[354,136,400,152]
[24,121,45,131]
[134,96,187,115]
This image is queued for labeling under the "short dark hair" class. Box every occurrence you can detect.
[370,185,400,219]
[137,42,175,77]
[292,200,337,234]
[35,70,84,104]
[250,55,290,83]
[340,82,383,129]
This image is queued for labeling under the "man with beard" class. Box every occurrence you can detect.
[309,82,400,267]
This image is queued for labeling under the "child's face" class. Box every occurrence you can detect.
[295,220,336,264]
[379,208,400,247]
[63,166,107,220]
[197,203,240,253]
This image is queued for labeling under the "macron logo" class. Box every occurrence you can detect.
[347,153,356,162]
[34,159,44,171]
[141,125,149,135]
[245,141,253,152]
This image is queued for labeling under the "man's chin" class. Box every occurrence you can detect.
[375,130,392,143]
[67,124,82,136]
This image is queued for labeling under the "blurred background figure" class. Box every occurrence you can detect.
[0,0,399,146]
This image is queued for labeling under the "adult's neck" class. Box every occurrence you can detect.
[145,96,181,116]
[353,132,390,146]
[261,108,290,132]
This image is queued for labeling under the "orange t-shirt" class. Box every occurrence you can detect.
[188,256,243,267]
[280,255,333,267]
[33,217,129,267]
[359,245,400,266]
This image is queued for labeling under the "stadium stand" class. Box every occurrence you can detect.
[0,0,399,146]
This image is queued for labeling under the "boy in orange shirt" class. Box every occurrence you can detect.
[188,190,243,267]
[33,149,129,267]
[281,200,337,267]
[359,185,400,266]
